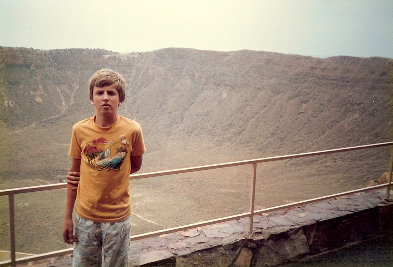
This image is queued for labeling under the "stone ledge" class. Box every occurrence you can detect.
[50,189,393,266]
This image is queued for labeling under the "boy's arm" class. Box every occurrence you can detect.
[131,155,143,174]
[62,158,81,244]
[67,171,80,190]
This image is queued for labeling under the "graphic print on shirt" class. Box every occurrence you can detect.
[83,135,129,171]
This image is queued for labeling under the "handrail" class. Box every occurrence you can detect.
[129,182,391,241]
[0,141,392,266]
[0,183,66,196]
[1,142,392,195]
[130,142,393,180]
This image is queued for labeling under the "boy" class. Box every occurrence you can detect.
[62,69,145,266]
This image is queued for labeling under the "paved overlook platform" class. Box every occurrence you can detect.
[44,189,393,266]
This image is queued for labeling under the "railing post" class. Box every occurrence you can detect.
[385,146,393,202]
[9,193,16,267]
[248,162,257,236]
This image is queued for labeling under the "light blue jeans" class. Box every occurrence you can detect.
[73,215,131,267]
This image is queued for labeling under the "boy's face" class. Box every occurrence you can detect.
[91,84,121,115]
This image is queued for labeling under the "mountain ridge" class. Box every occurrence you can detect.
[0,46,392,184]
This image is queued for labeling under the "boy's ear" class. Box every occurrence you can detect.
[90,100,94,105]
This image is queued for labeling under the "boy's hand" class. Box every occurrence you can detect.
[62,217,78,244]
[66,171,80,191]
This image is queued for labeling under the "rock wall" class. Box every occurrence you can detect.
[129,189,392,267]
[47,189,392,267]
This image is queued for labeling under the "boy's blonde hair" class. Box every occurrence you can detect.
[89,69,126,102]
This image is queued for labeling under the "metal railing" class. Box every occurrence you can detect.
[1,141,392,266]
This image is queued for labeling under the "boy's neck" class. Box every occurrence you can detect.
[94,114,119,127]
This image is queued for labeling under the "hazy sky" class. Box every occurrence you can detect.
[1,0,392,58]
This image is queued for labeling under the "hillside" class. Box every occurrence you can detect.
[0,47,392,185]
[0,47,392,254]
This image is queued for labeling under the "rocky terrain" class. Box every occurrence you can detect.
[0,47,392,253]
[0,47,392,179]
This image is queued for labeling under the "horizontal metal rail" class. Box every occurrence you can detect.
[0,183,66,196]
[1,142,392,196]
[1,184,391,267]
[130,142,393,180]
[0,141,392,266]
[0,248,74,266]
[129,182,391,241]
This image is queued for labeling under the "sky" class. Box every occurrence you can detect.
[0,0,392,58]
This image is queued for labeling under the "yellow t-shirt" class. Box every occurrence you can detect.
[69,116,146,222]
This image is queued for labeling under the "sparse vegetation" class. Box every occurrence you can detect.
[0,47,392,254]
